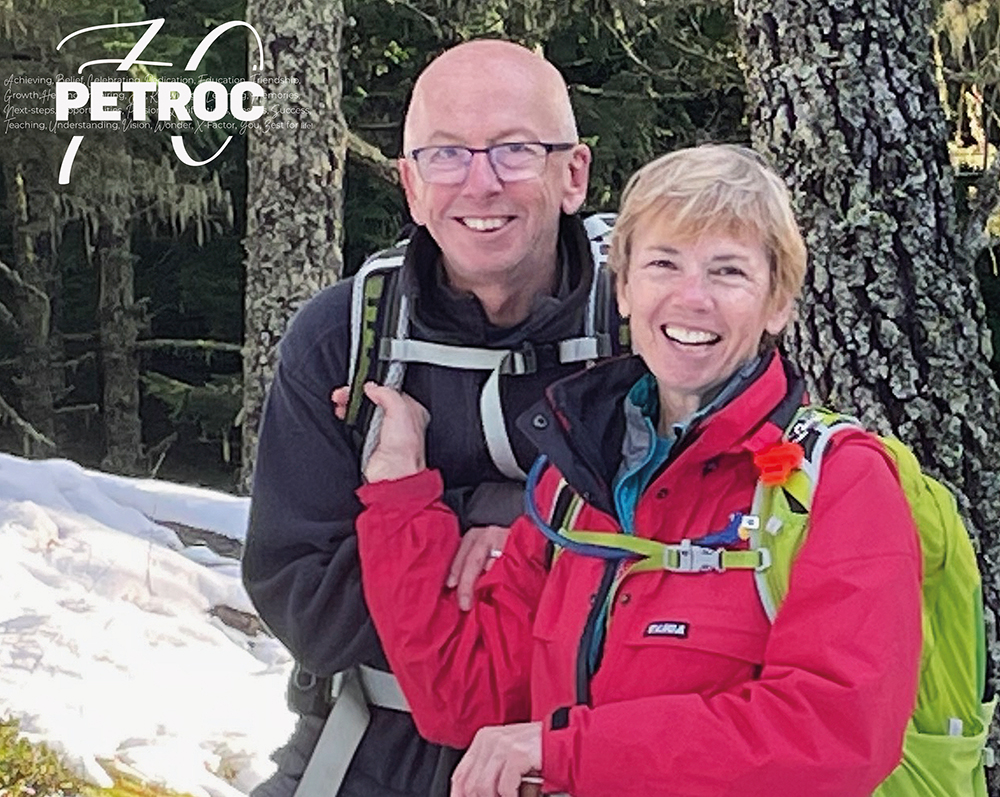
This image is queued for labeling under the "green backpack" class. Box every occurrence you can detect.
[750,406,996,796]
[537,404,996,795]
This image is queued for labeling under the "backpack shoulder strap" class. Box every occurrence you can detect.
[749,406,861,621]
[555,213,628,363]
[344,241,408,440]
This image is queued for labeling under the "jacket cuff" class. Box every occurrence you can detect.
[542,705,577,794]
[356,468,442,507]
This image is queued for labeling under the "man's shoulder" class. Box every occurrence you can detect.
[277,278,358,383]
[285,279,354,345]
[279,241,413,378]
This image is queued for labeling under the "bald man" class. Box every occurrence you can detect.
[243,40,617,797]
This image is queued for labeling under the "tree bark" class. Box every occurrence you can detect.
[736,0,1000,779]
[241,0,348,492]
[96,158,143,476]
[3,155,61,457]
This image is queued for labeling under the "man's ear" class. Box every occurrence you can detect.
[398,157,426,225]
[560,143,592,215]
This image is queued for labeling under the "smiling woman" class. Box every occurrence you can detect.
[353,144,924,797]
[611,146,802,431]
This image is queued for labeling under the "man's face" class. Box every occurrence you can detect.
[399,61,590,293]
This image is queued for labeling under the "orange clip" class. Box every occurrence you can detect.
[754,441,804,486]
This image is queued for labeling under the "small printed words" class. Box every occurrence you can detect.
[56,80,264,123]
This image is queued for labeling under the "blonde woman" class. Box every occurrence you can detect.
[349,145,921,797]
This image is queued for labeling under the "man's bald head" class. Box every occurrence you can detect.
[402,40,578,153]
[396,39,591,324]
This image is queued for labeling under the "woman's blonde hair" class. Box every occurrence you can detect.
[609,144,807,311]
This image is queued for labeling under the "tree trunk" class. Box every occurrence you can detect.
[96,164,142,476]
[736,0,1000,780]
[4,157,60,456]
[240,0,348,492]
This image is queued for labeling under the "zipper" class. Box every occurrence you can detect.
[575,559,618,704]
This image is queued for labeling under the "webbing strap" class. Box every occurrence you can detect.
[383,337,601,371]
[563,530,768,573]
[294,668,369,797]
[481,365,527,480]
[357,663,410,712]
[558,336,605,363]
[381,338,520,372]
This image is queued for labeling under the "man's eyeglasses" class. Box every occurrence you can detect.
[408,141,576,185]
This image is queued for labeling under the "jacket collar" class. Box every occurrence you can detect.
[401,213,594,347]
[517,350,803,515]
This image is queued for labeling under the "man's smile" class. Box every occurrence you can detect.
[457,216,513,232]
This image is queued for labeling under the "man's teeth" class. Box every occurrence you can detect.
[663,325,720,345]
[461,217,507,231]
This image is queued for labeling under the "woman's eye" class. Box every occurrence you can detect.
[648,259,677,270]
[713,266,747,278]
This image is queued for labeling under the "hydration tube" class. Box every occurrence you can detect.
[524,455,635,561]
[524,455,751,559]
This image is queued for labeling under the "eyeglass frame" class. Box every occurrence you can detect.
[405,141,577,184]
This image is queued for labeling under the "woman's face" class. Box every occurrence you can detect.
[618,215,792,423]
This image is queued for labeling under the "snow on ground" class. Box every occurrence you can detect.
[0,453,296,796]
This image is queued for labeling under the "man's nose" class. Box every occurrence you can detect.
[460,151,503,195]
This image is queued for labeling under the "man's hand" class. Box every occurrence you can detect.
[332,383,430,482]
[447,525,511,611]
[451,721,543,797]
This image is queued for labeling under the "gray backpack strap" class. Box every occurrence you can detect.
[293,665,411,797]
[293,670,369,797]
[582,212,616,339]
[480,364,528,480]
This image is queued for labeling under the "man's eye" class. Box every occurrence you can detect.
[430,147,463,162]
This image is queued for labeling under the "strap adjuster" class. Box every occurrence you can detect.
[670,539,723,573]
[500,343,536,376]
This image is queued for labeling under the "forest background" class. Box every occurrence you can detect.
[6,0,997,489]
[3,0,1000,783]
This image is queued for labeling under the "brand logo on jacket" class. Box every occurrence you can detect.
[644,621,688,638]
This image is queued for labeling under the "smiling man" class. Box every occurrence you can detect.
[242,40,622,797]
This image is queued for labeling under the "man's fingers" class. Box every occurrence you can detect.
[456,548,489,611]
[447,526,509,608]
[447,537,472,589]
[363,381,404,411]
[330,385,350,419]
[362,382,430,431]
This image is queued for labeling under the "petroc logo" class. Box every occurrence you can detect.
[54,19,266,184]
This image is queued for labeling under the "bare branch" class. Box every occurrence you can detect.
[0,257,47,303]
[133,338,243,353]
[53,404,100,416]
[0,391,56,449]
[347,130,399,186]
[0,299,16,331]
[382,0,448,41]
